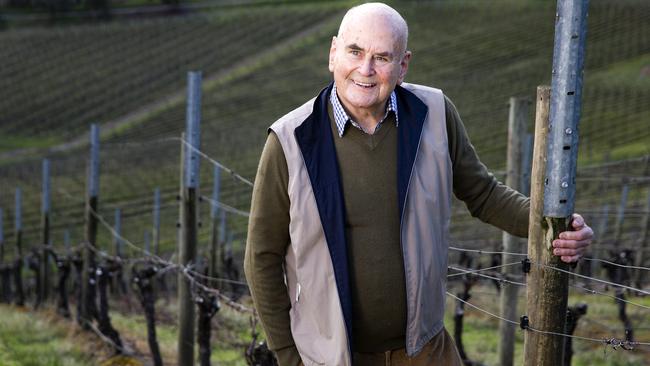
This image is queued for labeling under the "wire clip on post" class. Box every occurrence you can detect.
[520,315,530,330]
[521,258,531,274]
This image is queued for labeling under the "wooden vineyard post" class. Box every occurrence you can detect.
[219,209,227,277]
[144,230,151,254]
[591,204,609,277]
[80,124,100,327]
[0,208,9,304]
[0,208,3,265]
[209,166,221,289]
[14,187,25,306]
[613,184,629,247]
[524,1,589,364]
[152,187,161,257]
[178,71,202,366]
[524,86,558,364]
[113,208,130,299]
[39,158,51,307]
[498,97,530,366]
[114,208,122,258]
[634,189,650,289]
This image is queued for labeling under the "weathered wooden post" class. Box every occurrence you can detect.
[0,208,12,304]
[499,97,530,366]
[634,189,650,289]
[219,209,227,268]
[14,187,25,306]
[0,207,11,304]
[209,166,221,288]
[113,208,127,297]
[591,204,609,277]
[144,230,151,255]
[152,188,161,257]
[81,124,100,327]
[64,230,70,255]
[0,208,4,264]
[178,71,202,366]
[114,209,122,258]
[524,86,553,364]
[613,184,629,246]
[524,1,589,365]
[39,159,51,306]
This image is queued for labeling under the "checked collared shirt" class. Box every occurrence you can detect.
[330,83,399,137]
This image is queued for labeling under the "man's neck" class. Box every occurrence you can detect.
[341,100,389,135]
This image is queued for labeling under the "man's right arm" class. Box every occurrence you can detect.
[244,132,301,366]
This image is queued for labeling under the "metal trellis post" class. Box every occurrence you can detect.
[178,71,202,366]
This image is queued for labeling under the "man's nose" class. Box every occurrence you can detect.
[357,57,375,76]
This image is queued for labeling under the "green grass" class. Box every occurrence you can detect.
[445,285,650,366]
[0,305,98,366]
[110,298,262,365]
[0,134,60,151]
[0,297,263,365]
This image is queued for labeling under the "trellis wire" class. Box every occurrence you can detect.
[446,292,650,349]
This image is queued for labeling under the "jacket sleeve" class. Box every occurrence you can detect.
[244,132,301,366]
[445,95,530,237]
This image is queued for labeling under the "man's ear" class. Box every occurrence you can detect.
[397,50,412,84]
[329,36,337,73]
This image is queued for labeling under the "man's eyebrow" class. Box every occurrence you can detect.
[345,43,394,58]
[375,51,394,58]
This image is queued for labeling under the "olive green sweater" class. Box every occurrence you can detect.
[244,95,530,366]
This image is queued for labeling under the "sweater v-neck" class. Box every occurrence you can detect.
[328,102,397,151]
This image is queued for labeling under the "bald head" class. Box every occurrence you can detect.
[337,2,409,55]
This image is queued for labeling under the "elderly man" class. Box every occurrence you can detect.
[244,3,593,366]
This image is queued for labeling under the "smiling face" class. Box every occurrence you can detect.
[329,5,411,122]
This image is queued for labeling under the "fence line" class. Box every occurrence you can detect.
[200,196,250,217]
[446,292,650,349]
[447,261,521,278]
[449,246,528,257]
[175,137,254,188]
[534,262,650,296]
[448,266,527,287]
[582,257,650,272]
[568,283,650,311]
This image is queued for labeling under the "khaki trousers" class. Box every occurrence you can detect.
[353,328,463,366]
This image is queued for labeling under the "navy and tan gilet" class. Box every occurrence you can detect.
[270,82,452,366]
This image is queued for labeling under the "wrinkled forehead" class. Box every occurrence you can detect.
[337,12,406,53]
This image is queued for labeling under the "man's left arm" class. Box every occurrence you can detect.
[444,96,593,262]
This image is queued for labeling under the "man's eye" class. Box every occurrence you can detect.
[375,56,388,62]
[350,50,360,56]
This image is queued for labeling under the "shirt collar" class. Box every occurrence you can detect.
[330,83,399,137]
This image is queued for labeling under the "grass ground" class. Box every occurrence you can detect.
[0,296,263,366]
[446,283,650,366]
[1,284,649,365]
[0,305,111,366]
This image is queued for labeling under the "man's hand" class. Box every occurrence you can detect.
[553,213,593,263]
